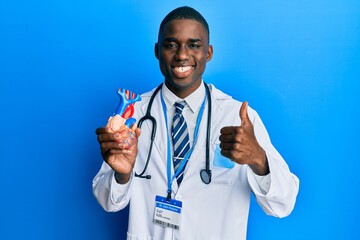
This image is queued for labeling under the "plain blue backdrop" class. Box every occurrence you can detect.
[1,0,359,239]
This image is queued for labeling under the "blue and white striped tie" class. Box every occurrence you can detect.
[172,101,190,185]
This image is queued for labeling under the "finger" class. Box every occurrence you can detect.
[220,149,241,160]
[219,142,242,151]
[107,148,133,155]
[101,143,135,159]
[219,133,235,143]
[131,122,137,131]
[96,127,111,135]
[220,126,247,139]
[220,149,231,158]
[220,126,237,135]
[221,149,248,165]
[102,148,129,156]
[97,132,117,143]
[100,141,130,151]
[239,101,250,127]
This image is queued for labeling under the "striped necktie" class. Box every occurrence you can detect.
[172,101,190,185]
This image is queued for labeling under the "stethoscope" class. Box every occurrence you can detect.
[135,82,212,184]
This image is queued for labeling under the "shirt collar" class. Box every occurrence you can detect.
[161,81,205,113]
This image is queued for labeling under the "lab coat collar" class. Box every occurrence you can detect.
[161,80,205,113]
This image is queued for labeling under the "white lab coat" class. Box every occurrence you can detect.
[93,84,299,240]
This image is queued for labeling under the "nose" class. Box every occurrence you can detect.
[175,45,189,61]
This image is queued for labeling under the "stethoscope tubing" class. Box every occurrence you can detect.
[135,84,162,179]
[135,82,212,184]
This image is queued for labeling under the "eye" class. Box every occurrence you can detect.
[164,43,178,49]
[189,43,200,49]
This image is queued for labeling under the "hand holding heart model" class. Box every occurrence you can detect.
[106,88,141,148]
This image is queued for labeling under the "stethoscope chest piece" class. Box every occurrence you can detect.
[200,169,212,184]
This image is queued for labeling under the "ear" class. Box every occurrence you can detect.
[206,44,213,62]
[154,43,159,60]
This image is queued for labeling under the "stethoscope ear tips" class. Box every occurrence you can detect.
[200,169,212,184]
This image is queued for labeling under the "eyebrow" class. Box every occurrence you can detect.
[163,37,202,42]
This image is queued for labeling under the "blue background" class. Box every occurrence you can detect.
[1,0,359,239]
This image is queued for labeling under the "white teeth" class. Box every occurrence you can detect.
[174,66,191,73]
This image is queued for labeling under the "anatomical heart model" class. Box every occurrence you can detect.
[106,88,141,148]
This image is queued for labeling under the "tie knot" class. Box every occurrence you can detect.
[174,101,185,114]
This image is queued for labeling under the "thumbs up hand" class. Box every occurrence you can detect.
[219,102,269,176]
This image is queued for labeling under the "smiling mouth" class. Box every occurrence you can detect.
[173,66,193,73]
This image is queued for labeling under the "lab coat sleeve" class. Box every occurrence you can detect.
[252,173,271,194]
[92,161,133,212]
[247,110,299,218]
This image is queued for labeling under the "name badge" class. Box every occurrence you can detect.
[153,195,182,230]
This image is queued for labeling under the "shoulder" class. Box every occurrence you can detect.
[140,86,160,99]
[131,86,161,119]
[208,84,233,101]
[135,86,161,106]
[208,83,260,122]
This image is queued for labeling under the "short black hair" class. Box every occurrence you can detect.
[158,6,210,42]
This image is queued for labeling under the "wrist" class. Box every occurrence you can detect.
[250,151,269,176]
[114,172,131,184]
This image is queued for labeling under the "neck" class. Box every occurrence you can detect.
[164,80,202,99]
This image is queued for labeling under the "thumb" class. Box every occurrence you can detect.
[135,127,141,138]
[131,123,141,138]
[239,101,250,126]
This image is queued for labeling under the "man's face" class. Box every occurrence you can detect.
[155,19,213,98]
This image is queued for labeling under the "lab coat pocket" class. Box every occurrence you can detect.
[211,144,238,185]
[213,144,235,169]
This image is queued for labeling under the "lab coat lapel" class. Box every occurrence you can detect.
[208,84,229,143]
[139,92,169,169]
[176,84,225,194]
[140,90,180,193]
